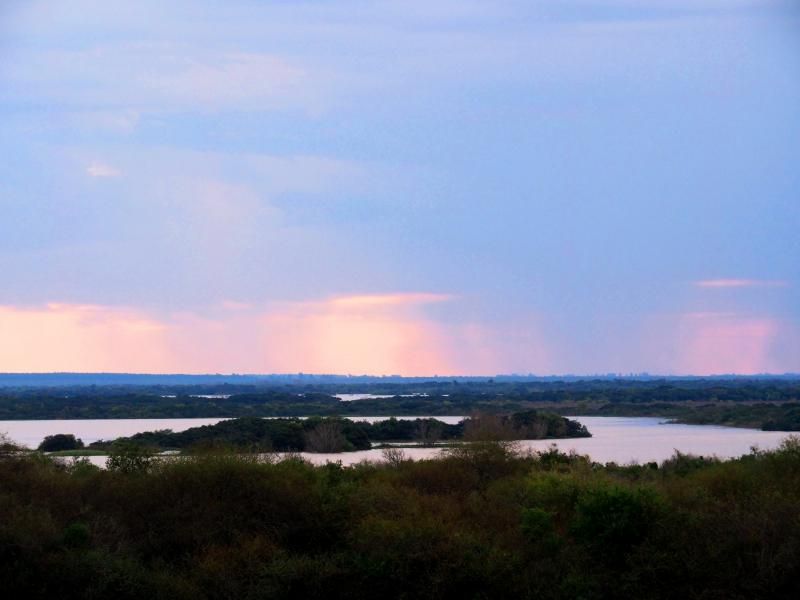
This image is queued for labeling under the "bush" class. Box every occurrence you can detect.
[62,522,91,549]
[1,431,24,455]
[571,486,663,564]
[106,442,154,473]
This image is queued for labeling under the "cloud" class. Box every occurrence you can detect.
[0,293,554,376]
[258,294,554,377]
[694,279,789,289]
[74,110,140,133]
[3,0,766,128]
[4,44,325,119]
[4,299,793,376]
[0,142,383,309]
[91,147,368,200]
[256,295,556,376]
[86,162,122,177]
[221,300,253,311]
[137,51,319,113]
[0,303,170,372]
[328,293,453,309]
[642,311,799,375]
[675,312,780,375]
[261,293,456,375]
[243,155,368,197]
[0,294,459,375]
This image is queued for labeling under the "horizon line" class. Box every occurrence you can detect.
[1,371,799,379]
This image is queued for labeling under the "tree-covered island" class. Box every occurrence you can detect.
[85,411,590,454]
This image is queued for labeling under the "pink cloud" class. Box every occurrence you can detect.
[694,279,789,289]
[0,294,461,375]
[260,293,456,375]
[637,310,800,376]
[0,293,563,376]
[0,303,171,372]
[442,319,554,376]
[258,293,555,376]
[672,312,784,375]
[86,161,122,177]
[327,292,452,310]
[4,300,792,376]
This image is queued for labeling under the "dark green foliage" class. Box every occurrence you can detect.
[571,486,662,564]
[62,522,91,549]
[0,390,344,419]
[360,416,462,442]
[510,409,591,438]
[90,417,384,453]
[1,380,798,430]
[2,440,800,598]
[520,507,555,539]
[106,441,154,473]
[659,450,720,476]
[763,404,800,430]
[38,433,84,452]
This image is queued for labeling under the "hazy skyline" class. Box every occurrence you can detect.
[1,1,799,375]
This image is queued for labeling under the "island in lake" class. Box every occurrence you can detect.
[82,411,590,454]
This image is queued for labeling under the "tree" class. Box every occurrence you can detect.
[305,421,347,453]
[38,433,84,452]
[0,431,23,457]
[463,413,515,441]
[416,419,443,446]
[106,441,154,473]
[382,447,408,467]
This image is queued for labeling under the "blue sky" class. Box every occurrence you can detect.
[1,0,798,375]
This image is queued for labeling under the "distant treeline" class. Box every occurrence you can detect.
[4,372,797,387]
[86,412,590,453]
[2,377,800,399]
[558,401,800,431]
[2,435,800,598]
[1,381,799,430]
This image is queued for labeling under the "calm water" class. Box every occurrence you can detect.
[335,393,428,401]
[1,416,792,467]
[299,417,792,466]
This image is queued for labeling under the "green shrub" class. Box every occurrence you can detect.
[106,442,154,473]
[571,485,663,564]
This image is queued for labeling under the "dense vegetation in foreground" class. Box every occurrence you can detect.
[2,436,800,599]
[86,412,590,453]
[1,380,799,430]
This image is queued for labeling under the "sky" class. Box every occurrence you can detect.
[1,0,799,376]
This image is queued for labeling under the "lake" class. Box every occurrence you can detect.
[2,416,794,467]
